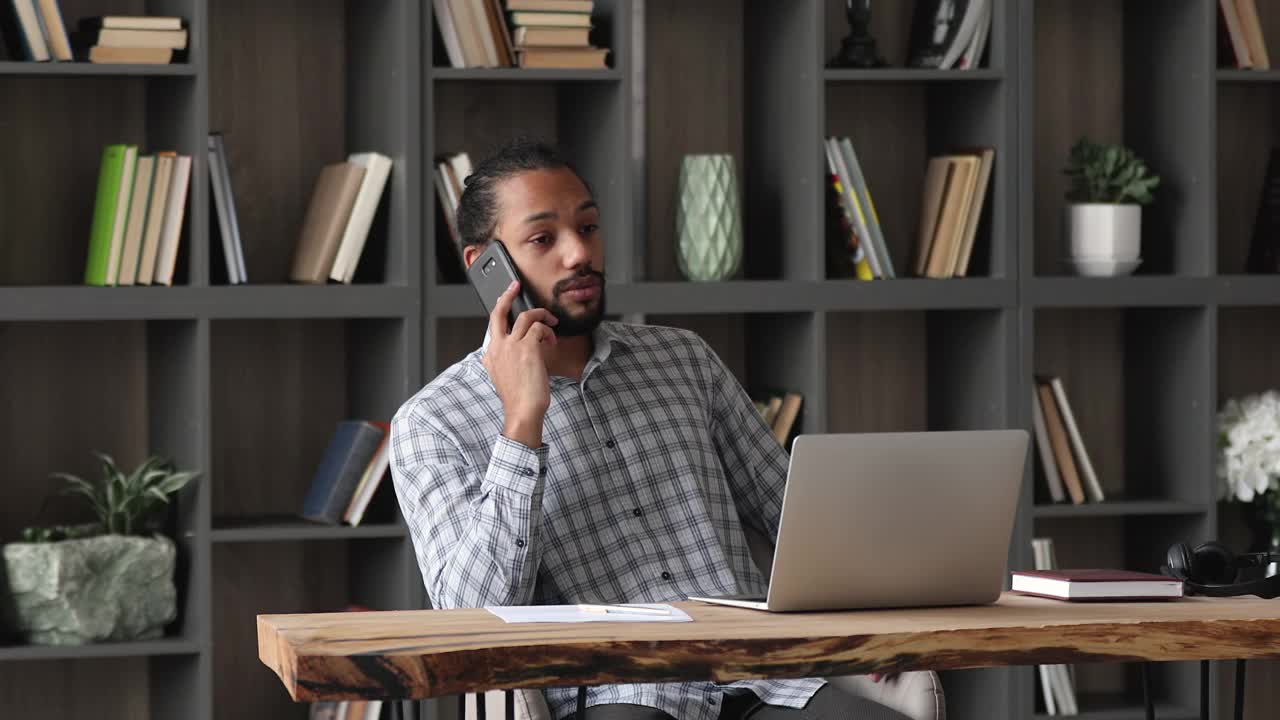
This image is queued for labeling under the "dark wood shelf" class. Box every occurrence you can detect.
[210,517,407,543]
[431,67,622,82]
[1216,275,1280,306]
[0,285,416,321]
[0,61,197,77]
[1032,500,1208,519]
[1026,276,1214,307]
[824,68,1003,82]
[1216,68,1280,83]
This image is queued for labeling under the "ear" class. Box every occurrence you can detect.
[463,244,482,270]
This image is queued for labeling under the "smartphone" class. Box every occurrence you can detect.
[468,240,535,331]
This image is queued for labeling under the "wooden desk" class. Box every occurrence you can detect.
[258,592,1280,707]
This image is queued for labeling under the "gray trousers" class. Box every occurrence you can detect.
[577,684,912,720]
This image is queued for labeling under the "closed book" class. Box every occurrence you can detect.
[84,144,128,286]
[1011,569,1183,601]
[301,420,386,525]
[290,161,367,283]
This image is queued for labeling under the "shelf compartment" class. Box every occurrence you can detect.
[1216,80,1280,275]
[0,75,199,287]
[212,538,414,719]
[208,0,414,286]
[0,653,201,720]
[819,0,1001,73]
[1030,307,1212,506]
[1030,0,1210,276]
[210,318,409,528]
[826,308,1012,435]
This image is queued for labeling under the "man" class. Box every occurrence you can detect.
[389,138,890,720]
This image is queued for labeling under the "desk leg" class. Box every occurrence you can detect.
[578,686,588,720]
[506,689,515,720]
[1202,660,1210,720]
[476,692,487,720]
[1142,662,1155,720]
[1235,659,1247,720]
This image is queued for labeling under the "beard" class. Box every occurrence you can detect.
[529,268,607,337]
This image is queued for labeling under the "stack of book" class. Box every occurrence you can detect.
[84,143,192,287]
[753,390,804,450]
[78,15,187,64]
[1220,0,1270,70]
[911,148,994,279]
[300,420,393,527]
[433,0,609,69]
[507,0,606,69]
[289,152,393,284]
[1031,375,1105,505]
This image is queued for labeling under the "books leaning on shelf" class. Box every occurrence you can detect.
[208,132,247,284]
[433,0,609,69]
[0,0,71,61]
[1219,0,1270,70]
[1031,375,1105,506]
[433,150,474,282]
[289,152,393,284]
[824,135,893,280]
[752,390,804,450]
[911,147,994,279]
[84,143,192,286]
[300,419,393,527]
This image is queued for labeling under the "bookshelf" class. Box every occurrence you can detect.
[2,1,1280,720]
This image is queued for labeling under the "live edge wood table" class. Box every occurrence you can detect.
[259,593,1280,720]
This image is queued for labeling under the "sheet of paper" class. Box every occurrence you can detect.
[484,604,692,623]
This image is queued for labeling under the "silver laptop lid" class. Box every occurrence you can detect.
[766,430,1028,611]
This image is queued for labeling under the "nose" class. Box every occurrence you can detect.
[561,228,592,268]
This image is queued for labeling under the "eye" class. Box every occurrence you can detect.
[529,234,551,246]
[581,223,599,235]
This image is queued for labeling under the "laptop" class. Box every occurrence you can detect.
[688,429,1029,612]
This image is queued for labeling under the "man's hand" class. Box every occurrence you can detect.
[869,672,900,684]
[482,280,558,448]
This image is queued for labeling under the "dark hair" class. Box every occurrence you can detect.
[455,137,588,249]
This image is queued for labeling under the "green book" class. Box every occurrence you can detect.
[84,144,127,286]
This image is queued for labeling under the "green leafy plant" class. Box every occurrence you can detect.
[20,452,200,541]
[1063,136,1161,205]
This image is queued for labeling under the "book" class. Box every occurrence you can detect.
[84,144,128,286]
[290,161,367,283]
[1011,569,1184,601]
[329,151,393,284]
[301,420,387,525]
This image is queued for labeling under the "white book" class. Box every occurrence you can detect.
[154,155,192,286]
[117,154,155,286]
[1048,377,1105,502]
[840,137,895,278]
[827,138,883,278]
[137,153,174,285]
[105,145,138,286]
[331,152,393,283]
[938,0,989,70]
[433,0,466,68]
[11,0,50,61]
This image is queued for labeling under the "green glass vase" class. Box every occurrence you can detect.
[676,154,743,282]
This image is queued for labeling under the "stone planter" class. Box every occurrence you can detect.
[2,534,177,645]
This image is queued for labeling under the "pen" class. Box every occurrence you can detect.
[576,603,672,616]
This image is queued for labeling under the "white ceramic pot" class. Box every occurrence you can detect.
[1064,203,1143,276]
[1065,203,1141,261]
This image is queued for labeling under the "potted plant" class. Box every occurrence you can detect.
[1061,136,1160,276]
[1218,391,1280,563]
[2,452,199,645]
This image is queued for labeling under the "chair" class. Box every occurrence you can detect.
[463,525,946,720]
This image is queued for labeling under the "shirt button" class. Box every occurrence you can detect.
[521,467,534,476]
[707,698,717,706]
[661,571,672,581]
[605,439,616,449]
[515,538,526,548]
[539,467,547,477]
[632,508,642,517]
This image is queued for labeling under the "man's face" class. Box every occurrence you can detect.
[470,167,606,336]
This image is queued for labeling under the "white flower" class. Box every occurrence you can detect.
[1219,391,1280,504]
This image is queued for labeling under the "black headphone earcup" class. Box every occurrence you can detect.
[1166,542,1192,580]
[1191,541,1238,585]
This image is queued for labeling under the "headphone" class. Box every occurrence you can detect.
[1163,541,1280,598]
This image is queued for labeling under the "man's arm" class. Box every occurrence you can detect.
[694,335,790,542]
[389,404,549,609]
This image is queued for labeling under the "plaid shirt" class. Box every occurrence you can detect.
[389,320,825,720]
